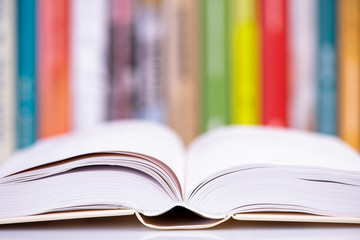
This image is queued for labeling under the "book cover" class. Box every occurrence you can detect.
[38,0,71,138]
[108,0,133,120]
[164,0,200,144]
[0,0,15,162]
[202,0,229,132]
[260,0,288,127]
[338,0,360,150]
[288,0,316,130]
[317,0,337,135]
[133,0,166,123]
[17,0,37,149]
[229,0,260,125]
[71,0,109,131]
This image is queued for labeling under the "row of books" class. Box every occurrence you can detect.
[0,0,359,163]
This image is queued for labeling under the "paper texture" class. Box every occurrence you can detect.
[186,126,360,192]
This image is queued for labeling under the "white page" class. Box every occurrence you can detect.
[0,168,175,218]
[185,125,360,194]
[0,120,186,189]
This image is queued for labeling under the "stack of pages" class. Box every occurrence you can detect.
[0,120,359,229]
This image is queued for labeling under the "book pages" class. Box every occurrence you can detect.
[186,126,360,193]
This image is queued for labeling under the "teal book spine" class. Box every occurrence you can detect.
[317,0,337,135]
[202,0,229,132]
[17,0,37,148]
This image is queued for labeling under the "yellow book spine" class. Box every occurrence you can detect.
[338,0,360,150]
[230,0,260,124]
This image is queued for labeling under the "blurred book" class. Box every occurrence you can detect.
[38,0,71,138]
[261,0,288,127]
[317,0,337,135]
[338,0,360,150]
[0,0,15,162]
[133,0,166,123]
[108,0,133,120]
[5,0,360,156]
[229,0,260,125]
[164,0,200,144]
[71,0,109,131]
[202,0,229,132]
[16,0,37,149]
[289,0,316,130]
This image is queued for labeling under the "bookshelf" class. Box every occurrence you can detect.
[0,0,359,164]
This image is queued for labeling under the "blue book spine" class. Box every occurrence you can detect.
[17,0,37,148]
[317,0,337,135]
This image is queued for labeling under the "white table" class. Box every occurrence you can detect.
[1,215,360,239]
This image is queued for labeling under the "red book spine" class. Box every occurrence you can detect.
[38,0,70,138]
[261,0,288,127]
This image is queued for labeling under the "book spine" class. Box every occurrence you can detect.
[0,0,15,162]
[17,0,36,148]
[338,0,360,150]
[109,0,133,120]
[260,0,288,127]
[164,0,200,144]
[202,0,229,131]
[288,0,316,130]
[317,0,337,135]
[38,0,71,138]
[229,0,260,124]
[71,0,109,131]
[133,0,165,123]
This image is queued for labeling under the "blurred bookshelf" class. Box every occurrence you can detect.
[1,0,360,163]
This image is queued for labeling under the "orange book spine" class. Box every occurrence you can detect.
[38,0,70,138]
[338,0,360,150]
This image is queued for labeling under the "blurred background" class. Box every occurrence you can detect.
[0,0,359,163]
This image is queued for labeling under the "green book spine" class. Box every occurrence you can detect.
[202,0,229,132]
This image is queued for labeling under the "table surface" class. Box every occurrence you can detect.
[1,215,360,240]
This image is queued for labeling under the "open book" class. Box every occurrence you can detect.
[1,120,360,229]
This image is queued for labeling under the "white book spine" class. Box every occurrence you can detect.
[133,1,165,123]
[289,0,317,130]
[0,0,15,162]
[71,0,109,131]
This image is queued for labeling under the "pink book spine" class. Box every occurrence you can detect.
[109,0,133,119]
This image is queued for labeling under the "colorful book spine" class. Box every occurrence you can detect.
[38,0,70,138]
[164,0,200,144]
[133,0,165,123]
[71,0,109,131]
[109,0,133,120]
[202,0,229,131]
[289,0,316,130]
[229,0,260,125]
[17,0,36,148]
[338,0,360,150]
[317,0,337,135]
[0,0,15,162]
[260,0,288,127]
[162,0,179,134]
